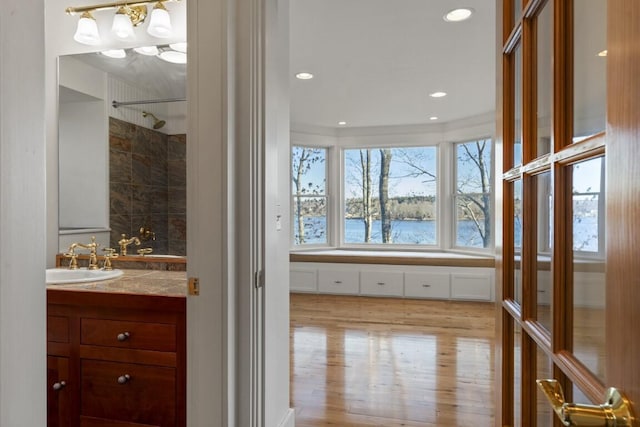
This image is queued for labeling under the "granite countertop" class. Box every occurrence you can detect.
[47,269,187,297]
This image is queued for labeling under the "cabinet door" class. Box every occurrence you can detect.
[47,356,71,427]
[81,360,176,427]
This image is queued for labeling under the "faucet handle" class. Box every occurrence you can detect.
[137,247,153,256]
[63,251,79,270]
[102,248,118,270]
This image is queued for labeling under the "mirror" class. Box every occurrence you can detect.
[58,49,187,257]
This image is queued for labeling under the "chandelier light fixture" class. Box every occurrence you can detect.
[66,0,180,45]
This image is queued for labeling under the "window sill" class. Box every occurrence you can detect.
[290,249,495,268]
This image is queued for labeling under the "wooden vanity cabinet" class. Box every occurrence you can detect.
[47,289,186,427]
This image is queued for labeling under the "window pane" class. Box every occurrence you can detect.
[343,147,437,245]
[574,0,606,142]
[456,140,492,248]
[514,45,523,166]
[536,172,552,331]
[293,196,327,245]
[536,0,553,157]
[535,348,554,426]
[572,157,606,382]
[292,146,327,246]
[514,180,523,304]
[513,322,522,426]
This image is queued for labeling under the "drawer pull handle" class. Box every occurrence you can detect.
[538,290,546,293]
[422,284,432,288]
[52,381,66,391]
[117,332,131,342]
[333,280,342,284]
[117,374,131,384]
[377,282,385,286]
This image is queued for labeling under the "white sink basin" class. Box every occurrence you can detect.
[46,268,124,285]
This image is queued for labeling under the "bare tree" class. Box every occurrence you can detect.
[457,140,492,247]
[359,149,373,242]
[292,147,325,244]
[379,148,393,243]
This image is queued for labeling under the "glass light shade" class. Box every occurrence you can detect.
[100,49,127,59]
[158,50,187,64]
[134,46,160,56]
[112,11,135,40]
[444,8,474,22]
[73,12,101,45]
[147,3,172,38]
[169,42,187,53]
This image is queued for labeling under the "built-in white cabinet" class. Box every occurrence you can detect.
[360,271,403,297]
[318,269,360,294]
[404,272,450,299]
[291,262,495,302]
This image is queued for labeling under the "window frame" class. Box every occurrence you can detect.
[290,144,331,248]
[452,137,495,254]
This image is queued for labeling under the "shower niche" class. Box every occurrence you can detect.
[58,54,187,256]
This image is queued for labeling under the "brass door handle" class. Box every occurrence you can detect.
[537,379,636,426]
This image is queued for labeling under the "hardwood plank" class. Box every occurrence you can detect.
[290,294,495,426]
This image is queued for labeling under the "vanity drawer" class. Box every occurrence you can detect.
[404,272,450,299]
[80,359,175,427]
[48,316,70,343]
[81,319,176,352]
[360,271,403,297]
[318,270,359,294]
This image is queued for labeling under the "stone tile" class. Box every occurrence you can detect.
[110,149,131,184]
[168,239,187,256]
[110,182,131,214]
[168,214,187,241]
[109,117,136,140]
[168,187,186,214]
[168,159,186,187]
[109,214,132,248]
[131,153,152,186]
[168,134,186,160]
[131,184,152,215]
[151,187,168,214]
[110,135,131,152]
[150,159,168,187]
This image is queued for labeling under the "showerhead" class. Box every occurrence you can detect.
[142,111,166,130]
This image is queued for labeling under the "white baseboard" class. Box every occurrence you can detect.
[277,408,295,427]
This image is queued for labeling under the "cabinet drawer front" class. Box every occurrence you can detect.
[290,270,317,292]
[451,273,492,301]
[404,272,450,299]
[360,271,403,296]
[81,360,175,427]
[81,319,176,352]
[318,270,359,294]
[48,316,69,343]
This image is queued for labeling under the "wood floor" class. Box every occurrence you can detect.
[290,294,496,426]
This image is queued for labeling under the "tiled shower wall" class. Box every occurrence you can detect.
[109,117,186,256]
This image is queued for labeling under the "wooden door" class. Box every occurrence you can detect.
[496,0,640,425]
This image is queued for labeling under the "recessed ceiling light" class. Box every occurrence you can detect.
[158,50,187,64]
[597,49,607,57]
[444,8,474,22]
[295,72,314,80]
[100,49,126,59]
[429,116,438,121]
[134,46,159,56]
[429,91,447,98]
[338,121,347,126]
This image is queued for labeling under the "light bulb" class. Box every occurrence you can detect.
[112,8,135,40]
[134,46,160,56]
[73,11,101,45]
[169,42,187,53]
[100,49,127,59]
[147,2,172,38]
[158,50,187,64]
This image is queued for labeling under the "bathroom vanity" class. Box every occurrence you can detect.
[47,270,186,427]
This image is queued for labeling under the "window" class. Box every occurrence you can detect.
[291,146,327,245]
[455,139,493,248]
[343,147,437,245]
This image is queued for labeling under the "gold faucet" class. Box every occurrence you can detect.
[118,234,141,256]
[64,243,79,270]
[102,247,118,270]
[70,236,100,270]
[139,226,156,241]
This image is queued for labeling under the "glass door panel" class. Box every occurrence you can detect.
[514,180,523,305]
[572,156,606,381]
[536,0,553,157]
[514,46,523,166]
[573,0,607,142]
[514,323,522,427]
[535,171,552,330]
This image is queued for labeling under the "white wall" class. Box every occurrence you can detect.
[0,0,47,425]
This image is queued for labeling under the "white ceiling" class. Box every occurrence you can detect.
[67,0,497,129]
[289,0,496,129]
